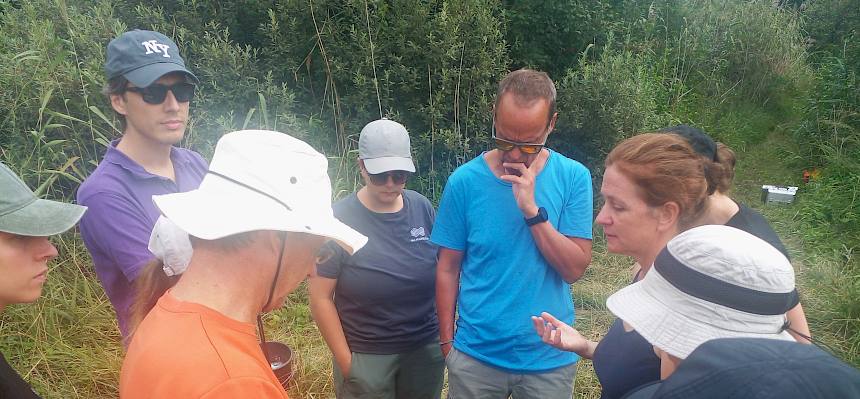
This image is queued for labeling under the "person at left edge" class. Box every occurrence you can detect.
[76,29,207,342]
[310,119,444,399]
[0,162,87,398]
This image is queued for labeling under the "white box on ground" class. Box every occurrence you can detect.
[761,185,798,204]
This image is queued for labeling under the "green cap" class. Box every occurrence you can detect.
[0,162,86,236]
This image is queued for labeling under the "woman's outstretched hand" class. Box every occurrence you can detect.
[531,311,589,354]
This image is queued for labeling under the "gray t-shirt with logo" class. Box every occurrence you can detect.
[317,189,439,354]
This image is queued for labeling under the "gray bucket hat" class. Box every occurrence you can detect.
[0,162,86,236]
[104,29,199,88]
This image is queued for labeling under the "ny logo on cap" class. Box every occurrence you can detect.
[141,40,171,58]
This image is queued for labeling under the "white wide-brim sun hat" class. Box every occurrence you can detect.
[152,130,367,255]
[607,225,798,360]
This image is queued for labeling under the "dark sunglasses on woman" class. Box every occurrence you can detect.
[125,82,196,104]
[368,170,411,186]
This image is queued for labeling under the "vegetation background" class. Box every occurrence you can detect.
[0,0,857,397]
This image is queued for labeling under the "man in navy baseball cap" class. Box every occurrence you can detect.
[77,29,209,342]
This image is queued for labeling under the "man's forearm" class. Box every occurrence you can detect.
[529,222,592,283]
[436,266,459,341]
[436,248,463,344]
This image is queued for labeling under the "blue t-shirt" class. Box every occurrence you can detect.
[316,189,439,354]
[430,149,593,372]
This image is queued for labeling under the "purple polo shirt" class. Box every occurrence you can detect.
[77,140,207,339]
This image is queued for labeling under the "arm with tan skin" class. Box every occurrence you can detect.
[787,303,812,343]
[501,161,592,283]
[436,247,462,357]
[308,277,352,376]
[654,347,683,379]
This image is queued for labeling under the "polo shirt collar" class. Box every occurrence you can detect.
[105,138,191,180]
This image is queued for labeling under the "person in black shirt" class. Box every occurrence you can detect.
[663,124,810,342]
[0,162,86,398]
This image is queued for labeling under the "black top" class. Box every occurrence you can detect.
[593,271,660,399]
[0,353,42,399]
[316,189,439,354]
[725,202,789,259]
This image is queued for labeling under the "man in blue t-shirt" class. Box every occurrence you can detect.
[431,69,593,398]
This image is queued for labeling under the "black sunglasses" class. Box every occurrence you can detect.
[125,82,195,105]
[368,170,411,186]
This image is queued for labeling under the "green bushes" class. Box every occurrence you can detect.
[554,42,673,167]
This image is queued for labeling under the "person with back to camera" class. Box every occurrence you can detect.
[309,119,444,399]
[662,124,811,342]
[119,130,367,398]
[0,162,86,398]
[600,225,827,397]
[623,337,860,399]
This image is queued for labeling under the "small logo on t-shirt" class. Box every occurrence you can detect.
[410,226,428,242]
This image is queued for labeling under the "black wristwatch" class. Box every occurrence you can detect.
[525,207,548,226]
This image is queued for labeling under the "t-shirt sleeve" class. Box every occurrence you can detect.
[410,190,437,231]
[558,164,594,239]
[199,377,287,399]
[315,241,349,279]
[429,174,467,251]
[78,192,154,281]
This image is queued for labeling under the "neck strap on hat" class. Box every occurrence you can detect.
[208,170,292,211]
[207,170,292,350]
[655,249,800,315]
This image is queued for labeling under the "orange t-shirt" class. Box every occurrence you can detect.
[119,291,289,399]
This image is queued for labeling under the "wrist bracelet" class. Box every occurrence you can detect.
[440,339,453,346]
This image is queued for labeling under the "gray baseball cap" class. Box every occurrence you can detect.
[0,162,86,236]
[358,119,416,174]
[104,29,199,88]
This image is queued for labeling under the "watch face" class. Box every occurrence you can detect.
[527,207,548,226]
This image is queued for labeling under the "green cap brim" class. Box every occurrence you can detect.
[0,199,86,236]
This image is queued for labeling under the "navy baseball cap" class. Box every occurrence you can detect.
[104,29,199,88]
[623,338,860,399]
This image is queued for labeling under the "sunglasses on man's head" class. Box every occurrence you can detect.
[125,82,195,105]
[368,170,411,186]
